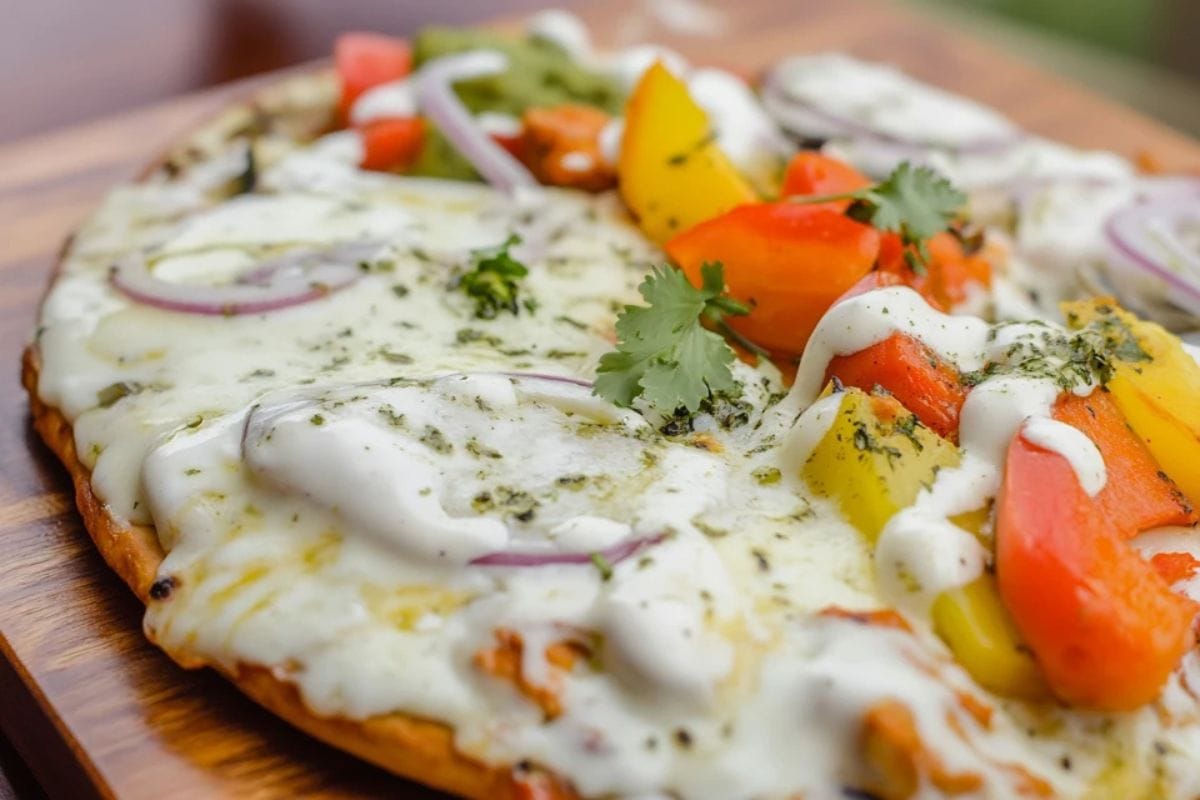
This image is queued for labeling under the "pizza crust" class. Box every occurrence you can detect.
[20,71,580,799]
[22,343,577,800]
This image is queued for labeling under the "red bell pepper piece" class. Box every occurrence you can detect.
[360,117,425,172]
[335,33,413,124]
[825,332,967,442]
[878,231,991,310]
[665,203,880,358]
[1053,391,1196,537]
[996,428,1198,711]
[837,270,947,312]
[780,152,873,212]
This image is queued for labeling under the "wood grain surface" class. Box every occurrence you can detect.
[3,1,1200,798]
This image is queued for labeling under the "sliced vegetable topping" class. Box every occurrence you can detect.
[594,263,749,413]
[1152,552,1200,585]
[780,151,873,211]
[878,231,991,308]
[836,269,945,312]
[618,62,756,243]
[666,204,880,357]
[110,243,377,316]
[1062,298,1200,507]
[517,104,615,191]
[932,575,1047,700]
[1052,390,1195,536]
[802,387,960,543]
[790,161,966,271]
[335,33,414,123]
[415,51,538,193]
[825,332,967,442]
[996,426,1197,711]
[412,26,623,115]
[1105,191,1200,316]
[469,534,662,568]
[360,117,425,172]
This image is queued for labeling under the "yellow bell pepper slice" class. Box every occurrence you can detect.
[1061,297,1200,507]
[932,574,1047,700]
[802,387,960,543]
[618,62,756,243]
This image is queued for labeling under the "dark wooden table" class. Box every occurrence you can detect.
[3,1,1200,797]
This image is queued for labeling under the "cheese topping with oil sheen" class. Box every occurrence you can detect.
[32,62,1200,800]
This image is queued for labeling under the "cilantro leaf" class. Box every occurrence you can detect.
[796,161,966,271]
[459,234,530,319]
[594,264,746,413]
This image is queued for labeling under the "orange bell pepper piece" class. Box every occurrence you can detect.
[360,117,425,172]
[996,429,1198,711]
[1152,552,1200,586]
[666,203,880,357]
[859,699,984,799]
[878,232,991,310]
[474,629,583,720]
[826,332,967,442]
[837,270,947,312]
[517,104,615,192]
[334,33,413,124]
[780,152,872,212]
[1053,391,1195,537]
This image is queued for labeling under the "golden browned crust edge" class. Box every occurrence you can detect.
[22,346,165,603]
[22,344,574,800]
[20,70,579,798]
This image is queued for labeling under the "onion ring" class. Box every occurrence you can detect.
[415,51,538,194]
[110,241,380,315]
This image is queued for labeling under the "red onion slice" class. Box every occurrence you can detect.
[761,57,1021,154]
[415,51,538,194]
[499,371,594,389]
[1105,193,1200,313]
[470,533,664,567]
[111,242,377,315]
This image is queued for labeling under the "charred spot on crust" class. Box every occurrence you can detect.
[149,575,178,601]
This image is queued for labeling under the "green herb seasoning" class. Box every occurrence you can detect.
[752,466,782,486]
[459,235,531,319]
[589,552,614,581]
[97,381,142,408]
[418,425,453,454]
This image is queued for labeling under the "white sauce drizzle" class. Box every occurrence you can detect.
[30,36,1200,798]
[527,9,592,58]
[350,77,417,125]
[1021,417,1107,496]
[686,68,790,191]
[598,117,624,167]
[605,45,689,90]
[790,285,989,405]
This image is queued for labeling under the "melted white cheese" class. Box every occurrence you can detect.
[768,52,1018,148]
[31,51,1200,799]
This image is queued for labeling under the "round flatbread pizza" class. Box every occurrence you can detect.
[24,10,1200,799]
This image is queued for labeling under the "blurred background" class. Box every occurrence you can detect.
[3,0,1199,143]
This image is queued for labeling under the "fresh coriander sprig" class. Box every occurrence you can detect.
[594,262,754,414]
[791,161,966,271]
[459,234,532,319]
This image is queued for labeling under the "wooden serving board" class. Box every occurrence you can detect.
[3,1,1200,797]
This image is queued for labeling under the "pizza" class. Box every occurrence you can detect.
[23,9,1200,798]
